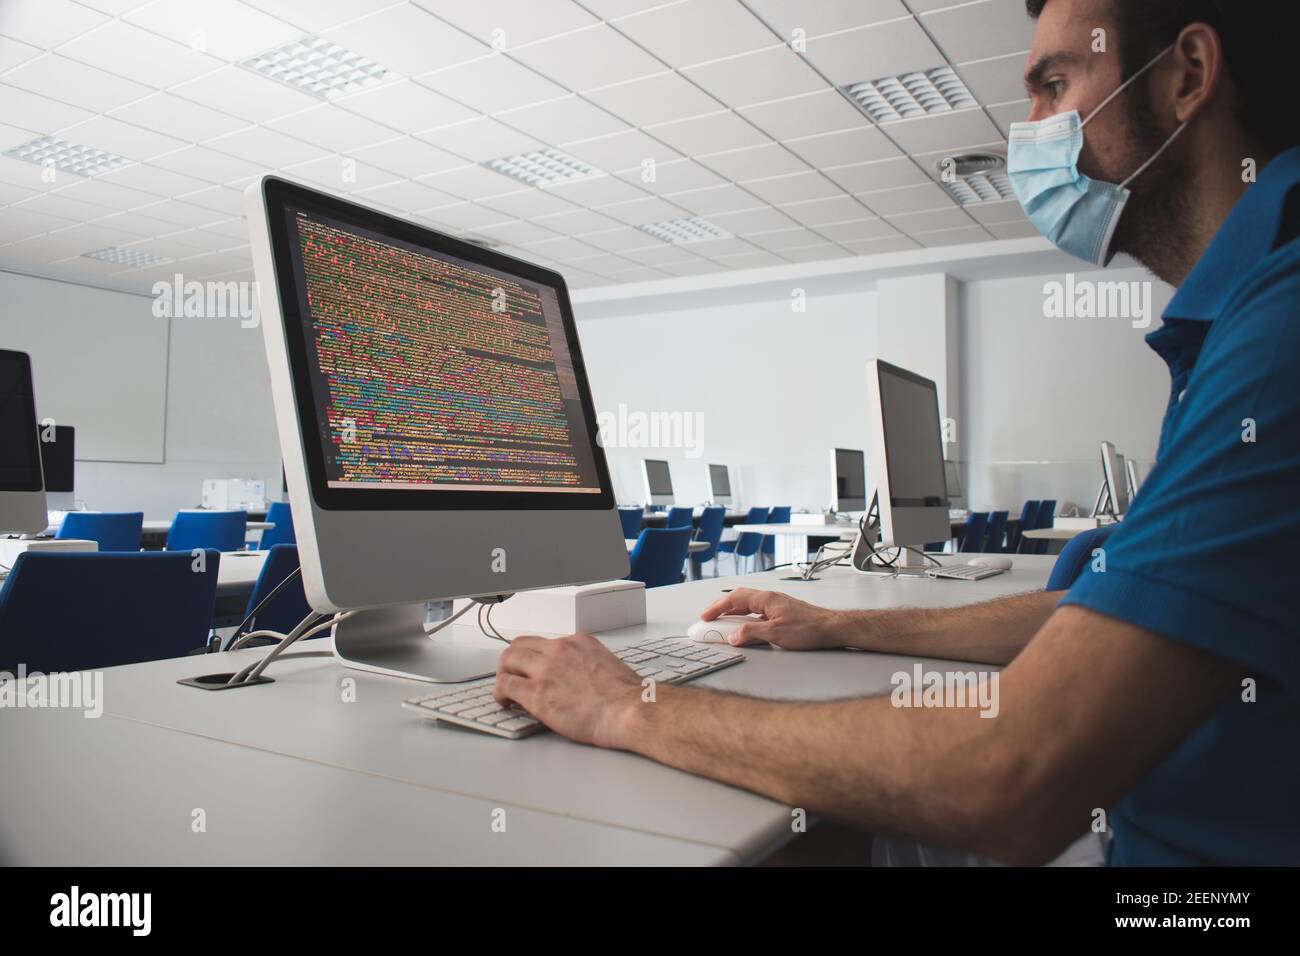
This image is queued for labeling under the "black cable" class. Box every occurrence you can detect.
[222,567,302,652]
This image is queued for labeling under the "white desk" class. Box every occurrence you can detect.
[0,555,1056,865]
[1022,527,1085,541]
[734,522,857,567]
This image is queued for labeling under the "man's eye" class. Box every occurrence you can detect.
[1047,80,1066,99]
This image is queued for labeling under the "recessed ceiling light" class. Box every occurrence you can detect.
[240,36,393,100]
[4,136,130,177]
[843,66,977,124]
[486,148,601,188]
[637,217,732,245]
[84,246,172,268]
[936,152,1013,205]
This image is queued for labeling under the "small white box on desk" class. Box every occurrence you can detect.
[1,537,98,567]
[458,579,646,636]
[1052,517,1117,531]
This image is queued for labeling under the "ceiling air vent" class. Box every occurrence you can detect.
[240,36,393,99]
[937,152,1013,205]
[843,66,977,123]
[4,136,130,177]
[637,217,731,244]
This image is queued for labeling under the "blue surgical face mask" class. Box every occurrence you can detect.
[1007,45,1188,265]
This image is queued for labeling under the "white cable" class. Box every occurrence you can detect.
[228,611,328,685]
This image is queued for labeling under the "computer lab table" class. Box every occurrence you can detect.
[0,555,1057,866]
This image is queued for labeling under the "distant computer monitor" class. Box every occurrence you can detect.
[0,349,47,534]
[866,360,951,556]
[707,463,732,506]
[1100,441,1130,516]
[830,448,867,513]
[643,459,674,507]
[943,460,963,501]
[38,425,74,494]
[248,176,626,682]
[1125,458,1141,500]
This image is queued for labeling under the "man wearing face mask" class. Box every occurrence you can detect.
[490,0,1300,866]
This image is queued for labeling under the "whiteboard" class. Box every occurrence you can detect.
[0,271,169,463]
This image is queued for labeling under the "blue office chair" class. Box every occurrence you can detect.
[240,544,313,637]
[958,512,989,553]
[617,507,644,539]
[665,507,695,530]
[55,511,143,552]
[257,501,296,550]
[761,506,792,568]
[718,507,769,574]
[690,506,727,578]
[626,528,693,589]
[0,550,221,672]
[1031,499,1058,555]
[983,511,1010,553]
[1012,500,1042,554]
[1047,524,1120,591]
[166,510,247,553]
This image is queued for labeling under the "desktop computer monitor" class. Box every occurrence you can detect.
[38,425,74,494]
[943,460,962,501]
[1126,458,1141,500]
[248,176,627,681]
[866,360,951,560]
[707,463,732,506]
[642,458,674,507]
[830,448,867,513]
[0,349,48,535]
[1100,441,1130,516]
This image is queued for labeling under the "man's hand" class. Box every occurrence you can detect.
[493,634,642,747]
[698,588,839,650]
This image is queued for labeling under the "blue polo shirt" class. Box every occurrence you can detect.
[1062,146,1300,866]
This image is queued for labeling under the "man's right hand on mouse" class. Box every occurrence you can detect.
[698,589,839,651]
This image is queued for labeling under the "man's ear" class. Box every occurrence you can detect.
[1169,22,1225,124]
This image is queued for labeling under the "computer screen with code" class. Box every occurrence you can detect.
[283,207,602,495]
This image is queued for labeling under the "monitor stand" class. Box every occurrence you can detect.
[333,602,501,684]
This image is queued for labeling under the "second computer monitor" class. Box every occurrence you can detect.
[0,349,48,535]
[831,448,867,513]
[707,463,732,506]
[1101,441,1131,516]
[943,460,963,501]
[643,458,674,507]
[866,360,951,551]
[39,424,75,494]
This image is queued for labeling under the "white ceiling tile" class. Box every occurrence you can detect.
[530,207,621,235]
[987,99,1030,137]
[743,226,820,251]
[738,88,867,141]
[172,67,321,124]
[121,233,212,259]
[518,234,606,259]
[417,116,542,162]
[177,186,246,215]
[579,226,658,251]
[601,264,670,281]
[614,157,723,194]
[809,218,899,242]
[697,142,808,181]
[802,18,944,85]
[349,136,465,179]
[0,1,109,49]
[857,181,954,215]
[59,20,223,89]
[11,191,115,224]
[667,182,764,215]
[560,129,679,173]
[955,52,1031,106]
[778,193,875,226]
[0,155,66,191]
[415,55,565,114]
[841,234,918,255]
[0,205,77,240]
[784,125,900,167]
[781,242,850,262]
[674,236,757,257]
[323,4,489,76]
[354,178,458,213]
[541,173,647,206]
[509,24,664,91]
[614,0,776,69]
[578,1,681,20]
[2,55,152,114]
[125,0,302,61]
[58,116,188,162]
[202,215,257,238]
[584,71,720,128]
[0,35,41,72]
[921,0,1036,63]
[109,93,250,142]
[281,154,400,190]
[417,164,526,200]
[915,224,992,247]
[965,198,1025,225]
[647,110,767,156]
[132,198,228,227]
[267,105,396,152]
[661,257,725,276]
[885,108,1004,154]
[742,170,843,205]
[986,220,1039,240]
[618,244,699,266]
[336,79,476,132]
[93,162,213,198]
[149,145,268,184]
[597,195,687,225]
[241,0,399,34]
[45,177,161,211]
[885,206,973,232]
[682,45,824,108]
[478,188,580,219]
[497,96,627,145]
[824,156,929,192]
[0,83,94,134]
[207,126,327,169]
[474,219,560,244]
[743,0,909,40]
[420,0,598,49]
[417,201,514,229]
[712,249,785,269]
[706,205,797,234]
[0,121,32,152]
[0,177,39,204]
[0,234,88,263]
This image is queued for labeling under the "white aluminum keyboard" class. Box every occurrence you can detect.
[402,636,745,739]
[928,563,1006,581]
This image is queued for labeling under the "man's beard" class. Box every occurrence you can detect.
[1106,82,1197,282]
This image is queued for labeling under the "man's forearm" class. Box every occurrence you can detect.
[833,590,1060,664]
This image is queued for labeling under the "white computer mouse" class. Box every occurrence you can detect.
[968,555,1014,571]
[687,615,755,644]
